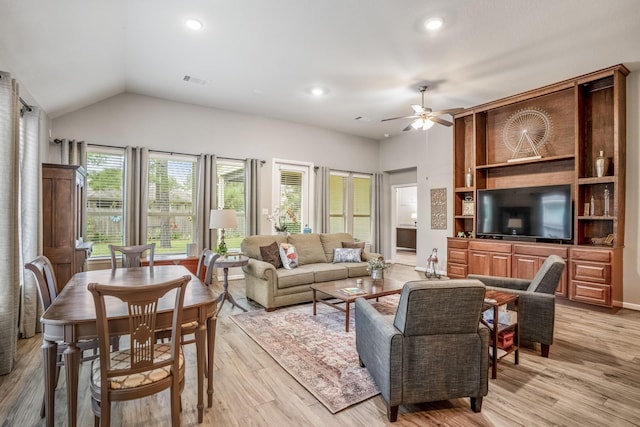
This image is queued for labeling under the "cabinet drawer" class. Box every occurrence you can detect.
[448,248,468,264]
[448,238,469,249]
[570,280,611,306]
[469,240,512,253]
[571,261,611,284]
[513,244,568,258]
[447,263,468,279]
[571,248,611,263]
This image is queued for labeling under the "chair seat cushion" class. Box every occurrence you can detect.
[91,344,184,390]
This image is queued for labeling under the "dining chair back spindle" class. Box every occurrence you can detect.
[88,274,191,427]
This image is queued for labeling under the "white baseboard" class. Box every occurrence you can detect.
[622,301,640,311]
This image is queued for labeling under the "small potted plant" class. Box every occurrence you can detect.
[367,256,389,280]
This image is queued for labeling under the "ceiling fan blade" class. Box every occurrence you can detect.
[381,115,419,122]
[411,104,426,114]
[429,116,454,127]
[402,123,414,132]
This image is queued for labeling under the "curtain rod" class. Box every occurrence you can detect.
[19,97,32,112]
[82,142,258,163]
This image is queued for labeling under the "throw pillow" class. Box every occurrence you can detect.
[333,247,362,263]
[279,243,299,270]
[260,241,282,269]
[342,241,365,250]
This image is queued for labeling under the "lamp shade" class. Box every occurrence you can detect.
[209,209,238,229]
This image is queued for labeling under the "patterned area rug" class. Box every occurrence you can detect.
[230,296,399,413]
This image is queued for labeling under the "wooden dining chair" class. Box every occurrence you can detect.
[87,275,191,427]
[178,249,221,346]
[24,255,100,418]
[108,243,156,271]
[196,248,221,285]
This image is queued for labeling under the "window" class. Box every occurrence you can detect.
[273,160,313,234]
[216,159,246,250]
[86,147,125,257]
[329,171,371,243]
[147,153,197,255]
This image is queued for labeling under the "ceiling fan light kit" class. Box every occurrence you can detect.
[382,86,463,132]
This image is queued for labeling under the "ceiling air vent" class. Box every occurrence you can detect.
[183,75,207,86]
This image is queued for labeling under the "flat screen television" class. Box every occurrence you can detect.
[476,184,572,242]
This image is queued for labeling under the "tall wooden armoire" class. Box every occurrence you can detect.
[42,163,93,292]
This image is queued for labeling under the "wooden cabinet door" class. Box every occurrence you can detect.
[469,251,491,275]
[490,253,511,277]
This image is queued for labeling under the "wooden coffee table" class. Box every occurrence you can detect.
[311,277,405,332]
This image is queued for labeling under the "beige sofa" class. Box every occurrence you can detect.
[241,232,381,311]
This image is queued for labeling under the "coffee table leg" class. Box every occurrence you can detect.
[345,302,350,332]
[312,289,317,315]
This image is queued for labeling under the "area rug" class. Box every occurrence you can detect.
[230,296,399,413]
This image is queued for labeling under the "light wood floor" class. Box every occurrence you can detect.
[2,264,640,426]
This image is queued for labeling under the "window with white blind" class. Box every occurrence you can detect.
[329,171,372,243]
[86,147,125,257]
[216,159,246,250]
[147,153,197,255]
[272,160,313,234]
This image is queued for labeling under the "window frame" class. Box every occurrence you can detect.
[272,159,314,234]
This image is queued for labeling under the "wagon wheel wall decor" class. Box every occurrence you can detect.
[502,107,553,162]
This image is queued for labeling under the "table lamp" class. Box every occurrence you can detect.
[209,209,238,255]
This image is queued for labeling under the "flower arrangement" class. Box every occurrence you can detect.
[267,207,298,233]
[366,256,390,274]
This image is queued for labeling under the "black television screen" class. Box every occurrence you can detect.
[476,184,572,242]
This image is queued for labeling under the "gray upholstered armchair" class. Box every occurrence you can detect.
[355,279,489,422]
[468,254,565,358]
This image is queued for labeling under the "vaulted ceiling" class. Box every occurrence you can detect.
[1,0,639,140]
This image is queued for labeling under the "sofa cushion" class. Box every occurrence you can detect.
[320,233,355,262]
[287,234,326,265]
[311,263,349,282]
[241,234,287,260]
[277,266,315,289]
[336,262,369,278]
[333,248,362,263]
[260,241,282,269]
[279,243,299,270]
[342,241,365,250]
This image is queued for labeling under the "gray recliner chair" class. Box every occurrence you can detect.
[468,254,566,357]
[355,279,489,422]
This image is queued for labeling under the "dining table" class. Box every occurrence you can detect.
[40,265,218,427]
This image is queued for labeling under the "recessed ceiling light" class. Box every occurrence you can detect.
[185,18,203,31]
[309,87,328,96]
[424,17,444,31]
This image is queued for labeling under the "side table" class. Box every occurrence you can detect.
[214,255,249,313]
[481,290,519,379]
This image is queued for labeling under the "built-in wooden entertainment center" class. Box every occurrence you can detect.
[447,64,628,308]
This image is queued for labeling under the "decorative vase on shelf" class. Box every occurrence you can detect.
[595,150,609,177]
[465,168,473,187]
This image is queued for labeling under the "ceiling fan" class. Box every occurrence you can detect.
[382,86,464,131]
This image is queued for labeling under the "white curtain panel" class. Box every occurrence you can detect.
[0,71,21,374]
[18,107,41,338]
[196,154,217,251]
